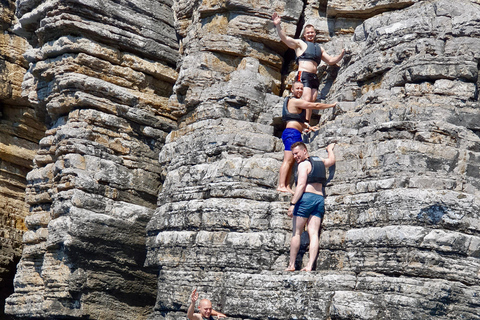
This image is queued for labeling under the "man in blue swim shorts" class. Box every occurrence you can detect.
[277,81,336,193]
[286,142,336,272]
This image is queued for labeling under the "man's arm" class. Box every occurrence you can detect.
[288,161,309,217]
[321,48,345,66]
[187,289,201,320]
[291,99,337,110]
[272,12,301,50]
[323,143,336,168]
[212,310,227,318]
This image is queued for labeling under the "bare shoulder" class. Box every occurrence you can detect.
[290,97,307,108]
[283,36,303,49]
[298,159,311,171]
[296,38,308,49]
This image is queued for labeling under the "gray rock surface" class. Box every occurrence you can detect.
[1,0,479,319]
[0,1,41,319]
[147,0,480,319]
[5,0,178,319]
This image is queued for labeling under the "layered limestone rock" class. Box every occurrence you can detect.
[5,0,178,319]
[327,0,420,18]
[147,0,480,319]
[0,1,42,319]
[3,0,480,319]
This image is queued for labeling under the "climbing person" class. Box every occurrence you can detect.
[285,142,336,271]
[272,12,345,130]
[277,81,336,193]
[187,288,227,319]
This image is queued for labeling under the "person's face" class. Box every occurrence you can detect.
[199,301,212,318]
[292,146,307,163]
[304,26,316,42]
[291,82,304,98]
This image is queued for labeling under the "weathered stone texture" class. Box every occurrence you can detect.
[3,0,480,319]
[5,0,178,319]
[0,1,43,319]
[147,0,480,319]
[327,0,420,18]
[156,270,480,319]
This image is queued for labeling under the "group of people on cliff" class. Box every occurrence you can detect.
[187,12,345,319]
[272,12,344,272]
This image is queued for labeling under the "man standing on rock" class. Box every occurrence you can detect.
[272,12,345,130]
[286,142,335,271]
[277,81,336,193]
[188,288,227,319]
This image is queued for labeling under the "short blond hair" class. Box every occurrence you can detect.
[291,141,307,151]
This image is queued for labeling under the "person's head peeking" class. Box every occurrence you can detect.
[198,299,212,318]
[291,142,309,163]
[291,81,304,98]
[302,24,316,42]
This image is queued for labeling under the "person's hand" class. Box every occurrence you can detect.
[215,312,227,318]
[272,12,281,26]
[326,143,336,152]
[191,288,198,305]
[302,123,319,134]
[287,205,294,217]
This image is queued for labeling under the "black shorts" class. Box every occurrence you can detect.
[296,71,319,90]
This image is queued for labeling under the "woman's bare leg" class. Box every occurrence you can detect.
[277,150,294,193]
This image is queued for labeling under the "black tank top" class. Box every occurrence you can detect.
[282,97,306,123]
[307,156,327,184]
[295,156,327,185]
[296,40,322,65]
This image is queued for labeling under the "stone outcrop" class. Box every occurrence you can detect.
[147,0,480,319]
[5,0,178,319]
[0,1,42,319]
[2,0,480,320]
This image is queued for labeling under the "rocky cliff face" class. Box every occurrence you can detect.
[0,1,44,319]
[2,0,480,319]
[4,0,178,318]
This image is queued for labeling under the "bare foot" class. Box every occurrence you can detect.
[276,187,290,193]
[309,125,320,132]
[300,267,312,272]
[285,266,295,271]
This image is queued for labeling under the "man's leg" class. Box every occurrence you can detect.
[305,89,320,131]
[285,216,308,271]
[302,215,322,271]
[277,150,294,193]
[303,87,315,124]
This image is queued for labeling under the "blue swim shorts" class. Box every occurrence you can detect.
[293,192,325,219]
[282,128,302,151]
